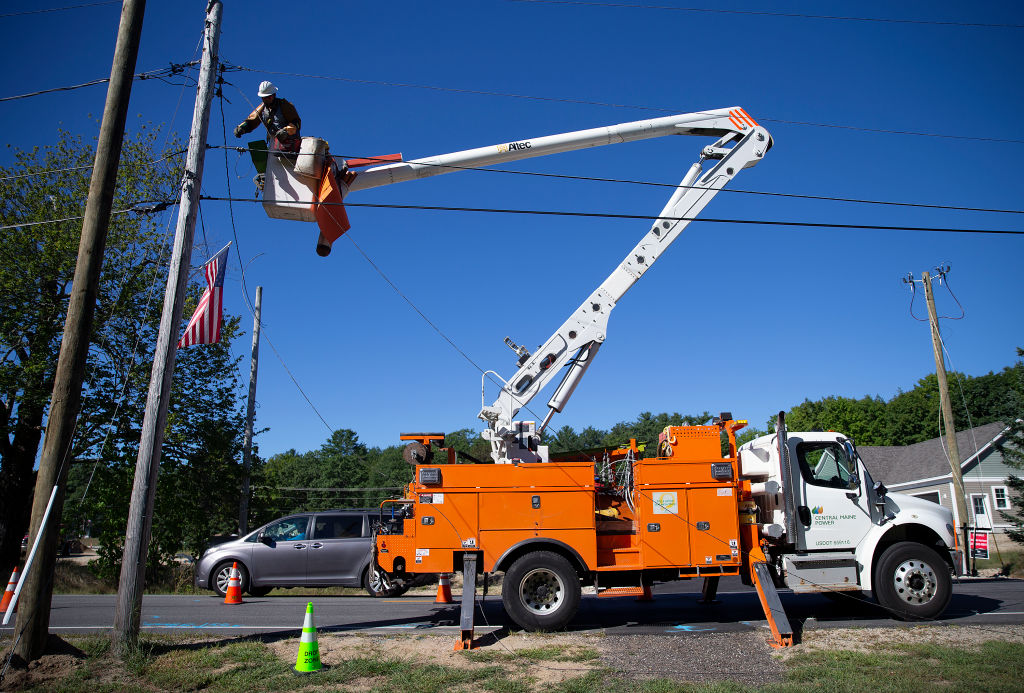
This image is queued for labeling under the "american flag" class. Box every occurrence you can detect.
[178,244,230,348]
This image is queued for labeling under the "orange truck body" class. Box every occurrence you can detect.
[376,422,758,582]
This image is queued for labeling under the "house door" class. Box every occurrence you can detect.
[971,494,993,530]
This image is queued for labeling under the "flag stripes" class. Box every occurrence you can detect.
[178,244,229,348]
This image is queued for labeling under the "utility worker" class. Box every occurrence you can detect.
[234,81,301,153]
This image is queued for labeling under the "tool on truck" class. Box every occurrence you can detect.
[261,108,961,649]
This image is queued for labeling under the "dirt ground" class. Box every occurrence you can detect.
[6,623,1024,691]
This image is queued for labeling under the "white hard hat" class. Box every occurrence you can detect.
[257,81,278,97]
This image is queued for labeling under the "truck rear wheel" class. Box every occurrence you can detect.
[502,551,581,631]
[874,542,951,620]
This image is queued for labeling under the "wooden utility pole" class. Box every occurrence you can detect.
[113,0,221,656]
[14,0,147,663]
[239,286,262,534]
[922,270,971,574]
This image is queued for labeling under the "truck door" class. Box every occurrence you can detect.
[788,438,873,552]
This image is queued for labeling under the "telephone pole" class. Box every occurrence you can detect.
[239,286,262,534]
[113,0,222,655]
[922,270,971,575]
[14,0,147,663]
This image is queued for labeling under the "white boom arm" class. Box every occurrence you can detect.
[341,108,772,463]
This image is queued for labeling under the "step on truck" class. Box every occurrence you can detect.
[259,107,961,647]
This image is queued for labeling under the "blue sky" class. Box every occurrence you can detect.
[4,1,1023,457]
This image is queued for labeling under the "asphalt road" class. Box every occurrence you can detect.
[2,577,1021,640]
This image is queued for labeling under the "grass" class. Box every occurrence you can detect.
[2,632,1022,692]
[974,547,1024,578]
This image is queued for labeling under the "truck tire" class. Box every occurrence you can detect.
[211,560,248,598]
[502,551,581,631]
[874,542,952,620]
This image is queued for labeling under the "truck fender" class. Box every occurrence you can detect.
[854,521,951,593]
[493,538,589,575]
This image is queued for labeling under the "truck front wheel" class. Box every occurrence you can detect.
[502,551,581,631]
[874,542,952,620]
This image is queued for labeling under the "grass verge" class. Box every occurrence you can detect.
[1,628,1022,692]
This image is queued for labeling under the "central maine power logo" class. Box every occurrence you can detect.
[811,506,824,514]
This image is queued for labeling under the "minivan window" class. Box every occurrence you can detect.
[263,516,309,541]
[313,515,364,539]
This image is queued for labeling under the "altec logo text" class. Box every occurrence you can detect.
[497,141,532,153]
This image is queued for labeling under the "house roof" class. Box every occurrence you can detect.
[859,421,1007,486]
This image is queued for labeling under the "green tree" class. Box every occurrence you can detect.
[997,348,1024,545]
[81,311,247,582]
[0,126,182,575]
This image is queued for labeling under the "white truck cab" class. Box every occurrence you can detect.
[740,422,959,619]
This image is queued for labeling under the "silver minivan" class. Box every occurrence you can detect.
[195,509,403,597]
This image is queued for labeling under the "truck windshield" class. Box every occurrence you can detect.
[796,441,858,489]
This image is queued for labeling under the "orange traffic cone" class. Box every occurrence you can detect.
[0,567,18,613]
[434,573,453,604]
[224,562,244,605]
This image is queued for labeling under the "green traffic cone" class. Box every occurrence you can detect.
[294,602,322,674]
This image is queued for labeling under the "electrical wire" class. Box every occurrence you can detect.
[934,266,967,320]
[203,145,1024,216]
[0,207,135,231]
[0,1,119,18]
[504,0,1024,29]
[228,64,1024,145]
[211,87,336,435]
[196,195,1024,236]
[0,62,198,103]
[341,230,543,422]
[0,149,187,182]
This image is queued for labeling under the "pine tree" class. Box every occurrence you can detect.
[997,348,1024,545]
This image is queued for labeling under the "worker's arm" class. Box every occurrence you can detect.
[234,104,265,138]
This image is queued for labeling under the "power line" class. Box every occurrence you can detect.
[210,145,1024,216]
[0,1,119,18]
[504,0,1024,29]
[213,85,336,436]
[332,152,1024,216]
[0,62,197,103]
[228,64,1024,145]
[0,149,187,182]
[198,196,1024,236]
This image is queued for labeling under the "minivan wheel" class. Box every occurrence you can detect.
[364,565,404,598]
[212,561,248,598]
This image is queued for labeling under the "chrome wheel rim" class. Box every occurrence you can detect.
[369,567,391,593]
[215,566,233,594]
[892,558,937,604]
[520,567,564,615]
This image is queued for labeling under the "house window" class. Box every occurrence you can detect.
[973,495,987,515]
[994,487,1010,510]
[914,491,941,505]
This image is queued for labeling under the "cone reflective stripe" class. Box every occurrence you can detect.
[294,601,322,674]
[435,573,453,604]
[0,567,18,613]
[224,562,243,605]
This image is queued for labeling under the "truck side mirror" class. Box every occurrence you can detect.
[847,473,860,491]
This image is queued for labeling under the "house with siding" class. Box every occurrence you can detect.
[859,422,1018,549]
